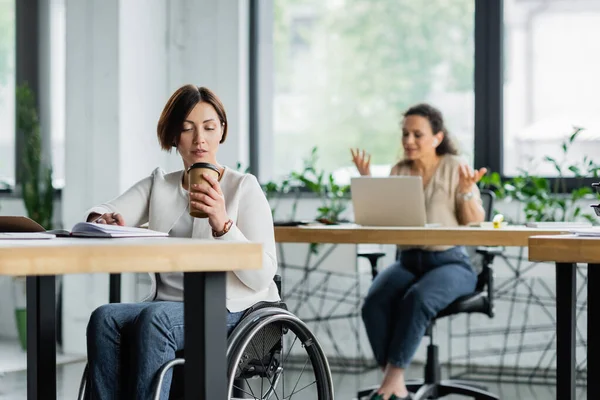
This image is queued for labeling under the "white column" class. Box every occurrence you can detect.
[38,0,52,169]
[167,0,250,169]
[61,0,250,354]
[118,0,181,186]
[62,0,121,354]
[63,0,120,230]
[256,0,274,181]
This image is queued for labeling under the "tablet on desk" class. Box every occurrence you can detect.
[350,176,429,227]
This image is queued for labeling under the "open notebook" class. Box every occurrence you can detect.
[0,216,168,239]
[50,223,169,238]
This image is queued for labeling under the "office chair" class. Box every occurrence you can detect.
[356,189,501,400]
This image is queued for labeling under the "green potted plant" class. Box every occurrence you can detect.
[289,147,350,225]
[479,127,600,224]
[17,83,54,230]
[13,82,54,350]
[233,162,297,220]
[285,147,351,253]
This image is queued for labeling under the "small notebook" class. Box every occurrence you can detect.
[52,222,169,238]
[0,232,56,240]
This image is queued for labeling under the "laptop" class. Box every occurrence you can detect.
[350,176,430,227]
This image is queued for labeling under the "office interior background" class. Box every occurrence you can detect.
[0,0,596,398]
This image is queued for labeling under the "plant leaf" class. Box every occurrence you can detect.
[569,127,583,144]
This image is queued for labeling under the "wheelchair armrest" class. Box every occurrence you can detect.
[240,301,288,321]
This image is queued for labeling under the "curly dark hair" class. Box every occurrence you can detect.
[403,103,458,156]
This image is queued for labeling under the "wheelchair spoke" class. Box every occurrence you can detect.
[270,379,283,400]
[250,337,269,398]
[285,380,318,399]
[286,357,310,399]
[282,334,299,398]
[236,363,258,399]
[232,383,257,399]
[282,335,299,366]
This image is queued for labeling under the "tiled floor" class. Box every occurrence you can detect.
[0,360,587,399]
[0,340,84,375]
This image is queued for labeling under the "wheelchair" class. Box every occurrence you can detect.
[77,275,334,399]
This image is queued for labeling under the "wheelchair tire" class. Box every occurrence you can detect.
[227,307,334,400]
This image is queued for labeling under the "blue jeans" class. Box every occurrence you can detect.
[361,246,477,368]
[86,301,244,400]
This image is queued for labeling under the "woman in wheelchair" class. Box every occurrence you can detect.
[83,85,281,399]
[351,104,487,400]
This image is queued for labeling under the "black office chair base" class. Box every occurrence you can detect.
[357,385,380,399]
[357,380,498,400]
[408,379,499,400]
[408,378,490,393]
[357,379,497,400]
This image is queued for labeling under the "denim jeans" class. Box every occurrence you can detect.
[361,246,477,368]
[86,301,244,400]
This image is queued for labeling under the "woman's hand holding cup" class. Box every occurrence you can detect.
[189,173,229,232]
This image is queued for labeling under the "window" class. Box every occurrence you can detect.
[503,0,600,177]
[272,0,475,184]
[0,0,15,188]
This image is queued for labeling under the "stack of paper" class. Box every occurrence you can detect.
[568,228,600,237]
[526,221,593,229]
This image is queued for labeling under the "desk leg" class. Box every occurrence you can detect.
[556,263,576,400]
[588,264,599,400]
[26,275,56,400]
[183,272,227,399]
[109,273,121,303]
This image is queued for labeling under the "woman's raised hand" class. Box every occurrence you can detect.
[351,148,372,176]
[458,164,488,193]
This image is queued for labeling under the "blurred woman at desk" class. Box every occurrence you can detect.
[351,103,486,400]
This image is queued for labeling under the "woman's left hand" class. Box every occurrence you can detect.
[458,164,487,194]
[189,173,229,232]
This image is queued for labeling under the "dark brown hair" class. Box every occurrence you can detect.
[157,85,228,151]
[403,103,458,156]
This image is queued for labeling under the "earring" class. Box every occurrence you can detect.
[432,139,439,147]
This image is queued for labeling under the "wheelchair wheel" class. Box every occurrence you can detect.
[227,308,334,400]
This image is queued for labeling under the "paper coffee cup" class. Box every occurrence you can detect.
[187,162,221,218]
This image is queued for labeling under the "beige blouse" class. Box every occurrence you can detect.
[391,154,482,251]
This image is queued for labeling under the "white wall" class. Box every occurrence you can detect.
[57,0,251,354]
